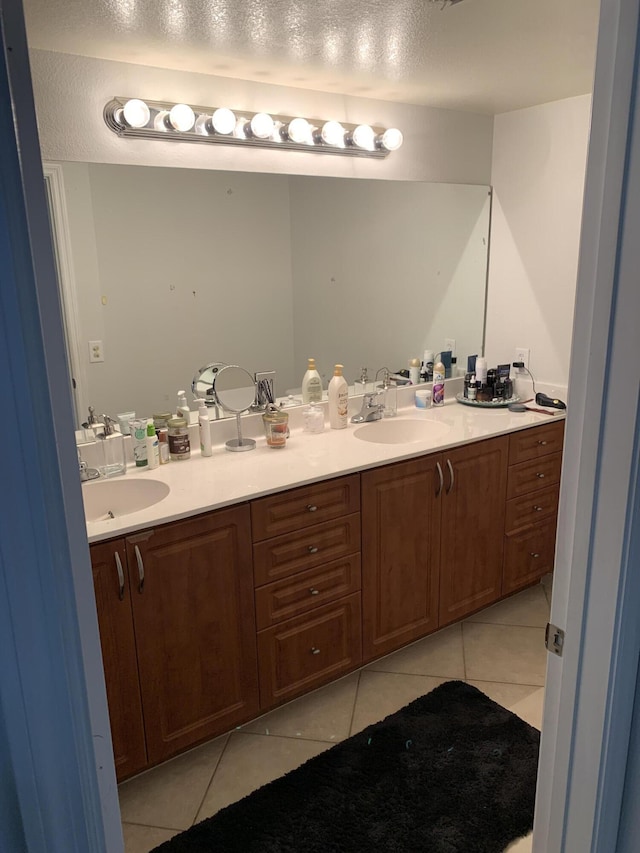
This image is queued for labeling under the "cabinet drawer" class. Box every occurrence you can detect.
[257,593,362,708]
[507,452,562,500]
[255,554,361,630]
[251,474,360,541]
[253,514,361,586]
[508,421,565,465]
[503,518,558,594]
[505,483,560,533]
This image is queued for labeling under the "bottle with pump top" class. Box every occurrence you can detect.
[328,364,349,428]
[301,358,323,404]
[197,399,213,457]
[432,358,446,407]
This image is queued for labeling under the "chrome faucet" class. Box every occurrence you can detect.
[351,391,385,423]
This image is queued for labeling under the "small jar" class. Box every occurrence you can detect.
[303,404,325,434]
[168,417,191,461]
[262,405,290,448]
[157,428,170,464]
[153,412,172,431]
[415,388,432,409]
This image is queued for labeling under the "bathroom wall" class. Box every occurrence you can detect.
[485,94,592,390]
[29,50,494,185]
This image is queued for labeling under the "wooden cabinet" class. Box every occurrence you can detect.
[252,475,362,709]
[361,436,509,660]
[361,457,441,661]
[90,538,147,780]
[90,504,259,779]
[439,436,509,626]
[503,422,565,594]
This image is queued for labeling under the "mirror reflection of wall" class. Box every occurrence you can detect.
[48,162,490,422]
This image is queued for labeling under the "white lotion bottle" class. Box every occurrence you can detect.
[301,358,323,404]
[328,364,349,429]
[197,399,213,457]
[177,389,190,422]
[475,357,487,387]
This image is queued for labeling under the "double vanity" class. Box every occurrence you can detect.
[85,399,564,781]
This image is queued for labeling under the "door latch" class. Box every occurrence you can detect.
[545,622,565,657]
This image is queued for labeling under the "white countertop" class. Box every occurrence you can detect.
[83,393,565,544]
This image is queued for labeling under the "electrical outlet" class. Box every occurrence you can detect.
[515,347,530,371]
[444,338,456,356]
[89,340,104,363]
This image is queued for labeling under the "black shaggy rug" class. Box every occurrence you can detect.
[152,680,539,853]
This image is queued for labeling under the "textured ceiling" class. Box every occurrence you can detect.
[23,0,600,114]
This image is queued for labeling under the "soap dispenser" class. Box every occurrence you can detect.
[97,415,127,477]
[301,358,323,404]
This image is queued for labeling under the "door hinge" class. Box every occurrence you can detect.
[545,622,565,657]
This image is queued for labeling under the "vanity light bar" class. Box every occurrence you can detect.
[104,98,403,158]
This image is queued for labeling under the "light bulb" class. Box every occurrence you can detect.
[287,118,313,145]
[211,108,236,135]
[153,110,170,131]
[168,103,195,132]
[122,99,150,128]
[249,112,275,139]
[351,124,376,151]
[380,127,403,151]
[320,120,346,147]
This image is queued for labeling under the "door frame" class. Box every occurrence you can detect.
[535,0,640,849]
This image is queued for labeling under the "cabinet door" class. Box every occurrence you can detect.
[361,456,441,662]
[90,539,147,781]
[439,436,509,626]
[127,505,259,764]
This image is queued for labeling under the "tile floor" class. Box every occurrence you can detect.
[119,575,553,853]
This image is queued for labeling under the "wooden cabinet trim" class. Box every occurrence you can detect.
[255,554,361,630]
[253,513,361,586]
[251,474,360,541]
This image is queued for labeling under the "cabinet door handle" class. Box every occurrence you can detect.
[537,440,548,446]
[446,459,455,494]
[308,545,319,554]
[435,462,443,497]
[533,505,544,512]
[536,472,546,479]
[530,552,540,558]
[134,545,145,593]
[311,647,321,655]
[309,587,319,595]
[114,551,125,601]
[307,504,318,512]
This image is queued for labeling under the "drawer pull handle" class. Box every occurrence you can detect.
[308,546,319,554]
[114,551,125,601]
[307,504,318,512]
[536,473,546,478]
[134,545,145,594]
[533,505,543,512]
[446,459,455,494]
[309,587,320,595]
[530,552,540,558]
[311,647,321,655]
[537,440,548,446]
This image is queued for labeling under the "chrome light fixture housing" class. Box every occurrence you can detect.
[104,98,403,158]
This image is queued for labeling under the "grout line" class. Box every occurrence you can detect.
[122,819,185,832]
[460,622,467,680]
[465,619,549,628]
[232,729,338,746]
[189,732,232,827]
[465,677,546,689]
[347,670,362,738]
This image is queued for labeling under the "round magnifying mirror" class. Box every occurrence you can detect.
[191,362,226,416]
[213,365,257,452]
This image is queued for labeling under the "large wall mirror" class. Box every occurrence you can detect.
[45,162,491,423]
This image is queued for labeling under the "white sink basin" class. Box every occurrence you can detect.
[353,418,450,445]
[82,477,170,522]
